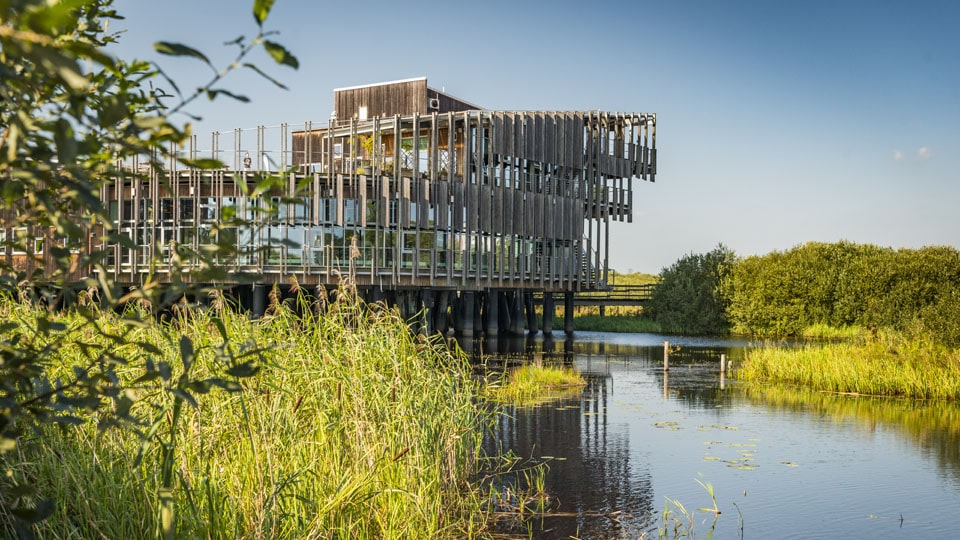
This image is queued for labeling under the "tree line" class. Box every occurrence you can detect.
[646,241,960,346]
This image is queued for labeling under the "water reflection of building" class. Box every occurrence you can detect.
[485,374,654,539]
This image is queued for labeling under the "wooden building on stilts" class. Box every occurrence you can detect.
[93,77,657,336]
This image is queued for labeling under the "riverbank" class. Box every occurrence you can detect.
[736,331,960,400]
[2,291,490,539]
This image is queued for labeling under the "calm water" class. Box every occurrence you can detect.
[470,332,960,539]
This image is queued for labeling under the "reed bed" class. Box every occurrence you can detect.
[3,287,489,539]
[736,331,960,400]
[484,365,586,407]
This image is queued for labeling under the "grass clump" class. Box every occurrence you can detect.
[736,330,960,400]
[573,313,662,333]
[485,364,586,407]
[2,287,489,539]
[799,323,867,340]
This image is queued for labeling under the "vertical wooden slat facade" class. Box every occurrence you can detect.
[4,79,657,336]
[92,109,656,294]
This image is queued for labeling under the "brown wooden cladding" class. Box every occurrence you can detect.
[334,78,483,121]
[335,79,428,120]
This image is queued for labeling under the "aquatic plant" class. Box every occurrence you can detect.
[658,477,722,539]
[484,364,587,407]
[735,330,960,400]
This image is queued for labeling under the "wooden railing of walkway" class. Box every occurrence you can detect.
[574,284,655,307]
[534,283,655,307]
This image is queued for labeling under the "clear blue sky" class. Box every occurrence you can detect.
[115,0,960,274]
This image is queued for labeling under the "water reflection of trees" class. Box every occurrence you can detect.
[741,385,960,484]
[484,374,654,539]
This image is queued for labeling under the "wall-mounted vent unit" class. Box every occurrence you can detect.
[428,97,440,110]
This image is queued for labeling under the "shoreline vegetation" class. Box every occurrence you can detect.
[736,331,960,400]
[2,287,495,539]
[576,240,960,401]
[484,364,587,407]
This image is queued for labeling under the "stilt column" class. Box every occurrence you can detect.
[542,292,555,335]
[252,284,266,319]
[485,289,499,336]
[564,291,575,335]
[525,291,539,335]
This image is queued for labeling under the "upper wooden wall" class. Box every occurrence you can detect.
[335,79,428,120]
[426,87,478,114]
[334,78,481,120]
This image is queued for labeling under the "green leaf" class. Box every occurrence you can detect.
[133,115,168,129]
[153,41,212,66]
[242,62,288,89]
[207,378,242,392]
[179,336,194,372]
[54,118,78,164]
[187,380,212,394]
[226,361,259,378]
[205,88,250,103]
[263,40,299,69]
[211,317,229,343]
[179,157,225,169]
[253,0,275,25]
[11,498,55,524]
[169,387,198,408]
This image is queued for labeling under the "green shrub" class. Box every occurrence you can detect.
[648,244,735,334]
[724,241,960,346]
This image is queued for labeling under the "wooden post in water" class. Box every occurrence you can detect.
[720,353,726,374]
[663,341,669,371]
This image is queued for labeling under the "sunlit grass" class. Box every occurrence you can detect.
[572,313,661,333]
[3,288,491,539]
[484,364,586,407]
[736,331,960,400]
[800,323,868,340]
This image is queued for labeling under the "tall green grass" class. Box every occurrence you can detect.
[2,286,489,539]
[572,313,661,333]
[736,331,960,400]
[484,364,586,407]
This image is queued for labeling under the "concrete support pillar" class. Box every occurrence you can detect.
[251,284,266,319]
[434,290,450,335]
[542,292,555,335]
[461,291,475,338]
[564,291,575,335]
[510,292,525,335]
[452,293,464,335]
[485,289,499,336]
[420,289,434,335]
[525,291,539,335]
[498,291,511,331]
